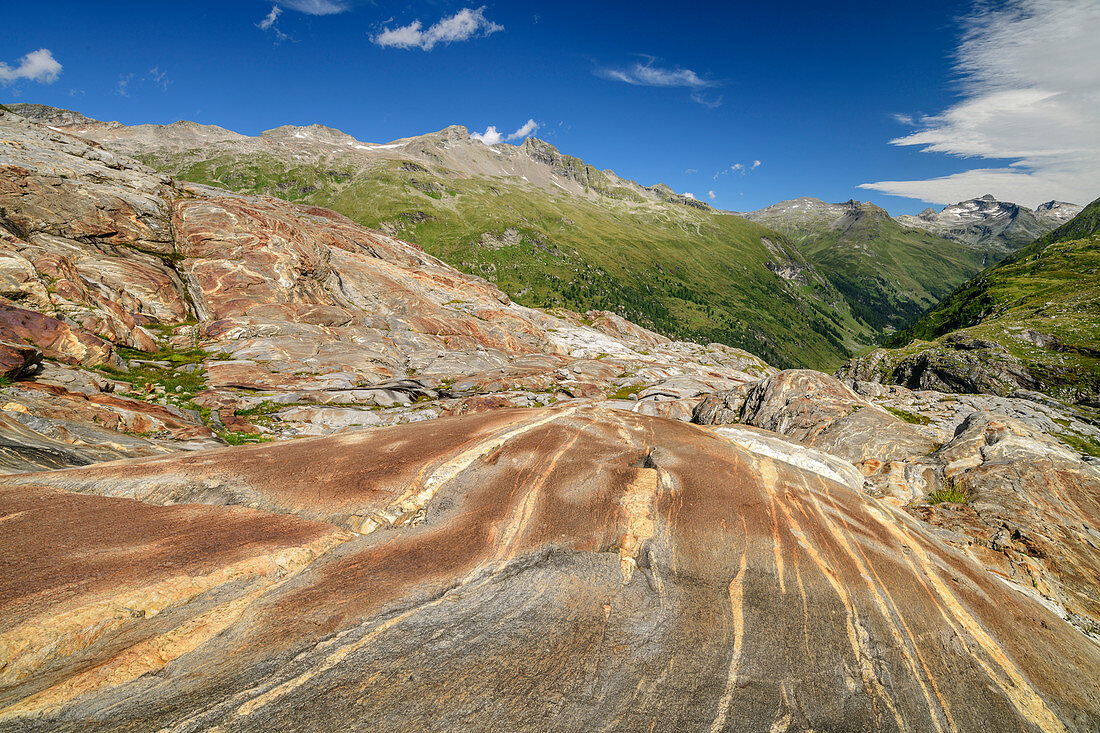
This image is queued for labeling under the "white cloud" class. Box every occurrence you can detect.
[599,60,713,88]
[471,119,540,145]
[690,91,723,108]
[713,161,761,180]
[598,58,721,106]
[0,49,62,85]
[708,190,717,200]
[281,0,348,14]
[372,7,503,51]
[683,192,696,200]
[471,125,503,145]
[257,5,290,41]
[509,118,539,140]
[146,66,169,91]
[259,5,282,29]
[860,0,1100,206]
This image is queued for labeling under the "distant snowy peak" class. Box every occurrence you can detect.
[1035,200,1083,224]
[896,195,1080,252]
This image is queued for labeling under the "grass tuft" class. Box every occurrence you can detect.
[926,485,972,505]
[608,384,645,400]
[883,405,933,425]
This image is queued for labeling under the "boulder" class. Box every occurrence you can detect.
[0,302,115,367]
[734,369,938,464]
[0,340,40,379]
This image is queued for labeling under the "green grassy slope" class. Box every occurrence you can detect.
[138,150,872,369]
[792,207,987,333]
[855,196,1100,400]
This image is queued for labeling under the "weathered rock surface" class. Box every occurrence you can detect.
[0,303,115,367]
[718,370,939,464]
[2,407,1099,730]
[838,337,1041,397]
[695,370,1100,641]
[0,341,40,379]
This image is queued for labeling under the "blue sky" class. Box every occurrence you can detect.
[3,1,1097,214]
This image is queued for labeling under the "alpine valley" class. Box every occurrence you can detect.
[0,100,1098,733]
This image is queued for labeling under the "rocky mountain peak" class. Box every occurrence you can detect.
[1037,200,1072,211]
[896,194,1076,252]
[1036,200,1084,224]
[5,102,101,127]
[434,124,470,142]
[260,123,361,146]
[520,136,562,164]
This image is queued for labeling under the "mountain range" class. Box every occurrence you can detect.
[9,103,1077,371]
[897,195,1081,254]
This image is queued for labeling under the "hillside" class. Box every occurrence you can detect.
[9,104,873,369]
[841,196,1100,407]
[743,198,989,332]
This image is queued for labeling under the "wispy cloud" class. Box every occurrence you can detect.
[0,49,62,85]
[281,0,349,14]
[115,73,134,97]
[860,0,1100,206]
[707,190,717,200]
[259,5,282,29]
[145,66,170,91]
[257,5,290,41]
[599,62,712,88]
[372,6,503,51]
[713,160,761,180]
[598,57,721,107]
[471,118,541,145]
[690,91,723,108]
